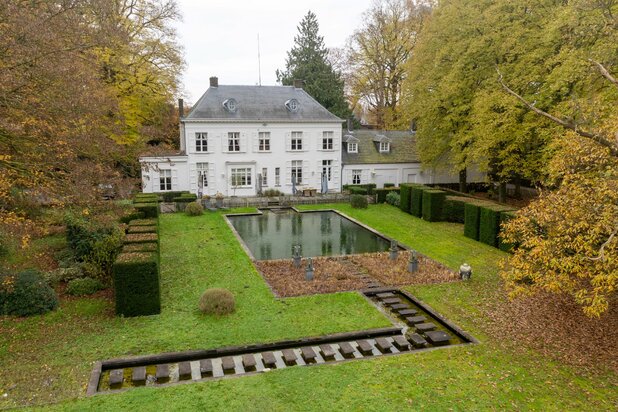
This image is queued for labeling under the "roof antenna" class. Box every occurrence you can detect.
[257,33,262,86]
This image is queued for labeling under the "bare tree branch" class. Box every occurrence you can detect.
[589,59,618,88]
[496,67,618,157]
[586,225,618,262]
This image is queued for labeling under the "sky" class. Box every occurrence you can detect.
[174,0,373,103]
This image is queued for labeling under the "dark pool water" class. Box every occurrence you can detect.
[228,210,391,260]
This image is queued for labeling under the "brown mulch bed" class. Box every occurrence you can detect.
[349,251,458,286]
[484,290,618,376]
[254,250,458,297]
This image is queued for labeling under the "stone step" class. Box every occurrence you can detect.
[261,352,277,368]
[132,366,146,385]
[338,342,355,358]
[425,330,452,346]
[356,340,374,355]
[319,344,336,359]
[398,308,418,317]
[405,315,427,325]
[199,359,213,377]
[109,369,123,388]
[221,356,236,373]
[376,292,396,299]
[374,337,393,353]
[281,349,297,365]
[381,297,403,306]
[390,303,409,311]
[242,354,256,370]
[392,335,410,351]
[366,283,381,288]
[178,361,192,380]
[415,322,437,333]
[155,364,170,383]
[300,346,317,363]
[408,333,428,348]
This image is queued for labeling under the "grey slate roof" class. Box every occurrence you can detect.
[185,85,342,122]
[342,130,420,165]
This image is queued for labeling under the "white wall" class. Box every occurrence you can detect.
[180,121,343,196]
[140,157,189,193]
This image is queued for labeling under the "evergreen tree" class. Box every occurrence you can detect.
[277,11,351,120]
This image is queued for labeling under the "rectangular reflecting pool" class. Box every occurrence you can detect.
[227,209,391,260]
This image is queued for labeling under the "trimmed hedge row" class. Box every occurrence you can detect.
[442,196,469,223]
[410,185,427,217]
[399,184,413,213]
[421,189,447,222]
[344,184,377,195]
[174,193,198,203]
[375,187,400,203]
[162,191,190,202]
[113,252,160,317]
[133,202,159,218]
[479,204,516,247]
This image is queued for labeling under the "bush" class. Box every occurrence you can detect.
[383,183,395,188]
[45,266,84,285]
[375,187,399,203]
[113,252,160,317]
[127,225,157,234]
[464,202,481,240]
[385,191,401,207]
[442,196,468,223]
[129,218,158,226]
[348,186,368,195]
[0,230,12,259]
[479,205,516,247]
[122,242,159,253]
[82,227,124,283]
[124,233,158,245]
[421,190,447,222]
[399,184,412,213]
[119,209,145,224]
[350,194,368,209]
[263,188,283,197]
[498,211,518,252]
[185,201,204,216]
[66,277,104,296]
[134,194,158,202]
[174,194,198,203]
[198,288,235,315]
[0,269,59,317]
[410,185,426,217]
[161,191,190,202]
[134,202,159,218]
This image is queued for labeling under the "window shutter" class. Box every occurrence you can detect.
[302,161,309,185]
[285,132,291,151]
[171,169,179,190]
[189,163,197,193]
[332,160,340,180]
[333,133,340,151]
[252,132,259,152]
[208,163,216,194]
[221,133,227,153]
[361,169,370,184]
[285,161,291,185]
[240,132,248,152]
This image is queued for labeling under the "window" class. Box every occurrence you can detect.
[197,163,208,188]
[379,141,390,153]
[259,132,270,151]
[322,160,332,181]
[275,167,280,186]
[261,168,268,186]
[292,160,303,184]
[322,131,334,150]
[285,99,299,112]
[352,169,362,185]
[228,132,240,152]
[159,169,172,191]
[231,168,252,187]
[223,98,237,112]
[348,142,358,153]
[195,132,208,152]
[291,131,303,151]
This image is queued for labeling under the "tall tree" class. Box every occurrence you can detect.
[347,0,430,129]
[277,11,351,120]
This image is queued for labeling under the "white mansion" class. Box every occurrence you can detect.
[139,77,476,196]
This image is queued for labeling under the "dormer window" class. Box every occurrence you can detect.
[379,141,390,153]
[285,99,300,112]
[223,98,237,113]
[348,142,358,153]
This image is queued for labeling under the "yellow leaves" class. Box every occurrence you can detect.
[20,234,30,249]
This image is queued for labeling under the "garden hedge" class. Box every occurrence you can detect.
[410,185,428,217]
[498,211,518,252]
[376,187,400,203]
[127,225,157,234]
[348,186,368,195]
[124,233,159,245]
[133,202,159,218]
[464,202,481,240]
[119,209,145,224]
[421,189,447,222]
[442,196,469,223]
[479,204,516,247]
[399,184,413,213]
[162,191,191,202]
[173,194,198,203]
[129,218,158,227]
[113,252,160,317]
[122,242,159,253]
[383,183,395,188]
[344,184,376,195]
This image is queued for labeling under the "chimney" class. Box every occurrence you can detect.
[347,117,353,132]
[293,79,304,89]
[210,76,218,87]
[178,98,184,118]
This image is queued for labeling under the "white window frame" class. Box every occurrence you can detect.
[228,132,240,152]
[322,160,332,181]
[195,132,208,152]
[275,167,281,186]
[291,131,303,151]
[291,160,303,184]
[322,131,334,150]
[197,162,208,188]
[348,142,358,153]
[379,141,390,153]
[258,132,271,152]
[159,169,172,191]
[230,167,252,187]
[352,169,362,185]
[261,167,268,186]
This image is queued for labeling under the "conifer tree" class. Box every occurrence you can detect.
[277,11,351,120]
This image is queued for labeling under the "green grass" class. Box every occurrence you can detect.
[2,204,617,411]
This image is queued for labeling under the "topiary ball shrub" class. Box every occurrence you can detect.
[185,201,204,216]
[198,288,235,315]
[0,269,59,317]
[350,194,368,209]
[66,277,104,296]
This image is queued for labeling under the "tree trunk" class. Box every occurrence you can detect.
[459,168,467,193]
[514,176,522,199]
[498,182,507,203]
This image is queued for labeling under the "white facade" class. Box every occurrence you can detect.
[140,121,343,196]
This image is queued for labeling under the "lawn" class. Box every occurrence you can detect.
[2,204,617,411]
